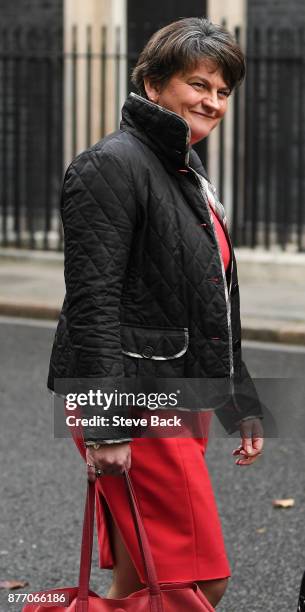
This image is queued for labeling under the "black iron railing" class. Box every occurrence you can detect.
[239,26,305,251]
[0,26,64,250]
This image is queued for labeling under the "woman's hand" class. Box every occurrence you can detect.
[232,418,264,466]
[86,442,131,482]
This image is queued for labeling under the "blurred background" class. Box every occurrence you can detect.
[1,2,305,612]
[0,0,304,252]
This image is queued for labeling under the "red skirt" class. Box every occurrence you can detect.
[92,413,231,585]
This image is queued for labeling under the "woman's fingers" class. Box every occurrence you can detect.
[233,447,263,466]
[85,445,131,477]
[232,445,246,456]
[87,463,97,482]
[235,452,262,466]
[232,443,263,466]
[232,418,264,466]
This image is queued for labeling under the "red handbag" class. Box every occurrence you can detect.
[22,467,214,612]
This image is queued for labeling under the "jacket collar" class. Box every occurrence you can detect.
[120,92,207,176]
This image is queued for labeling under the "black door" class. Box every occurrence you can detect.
[127,0,207,75]
[127,0,208,165]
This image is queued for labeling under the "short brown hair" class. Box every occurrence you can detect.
[131,17,245,96]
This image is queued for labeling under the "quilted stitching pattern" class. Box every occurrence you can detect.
[47,94,263,438]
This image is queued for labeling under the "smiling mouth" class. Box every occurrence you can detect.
[191,111,216,119]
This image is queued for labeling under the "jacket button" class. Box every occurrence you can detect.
[142,345,154,358]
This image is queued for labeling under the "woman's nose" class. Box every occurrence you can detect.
[201,92,220,111]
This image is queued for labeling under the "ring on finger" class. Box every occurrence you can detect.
[95,468,103,477]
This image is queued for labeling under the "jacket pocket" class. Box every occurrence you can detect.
[120,324,189,377]
[120,324,189,359]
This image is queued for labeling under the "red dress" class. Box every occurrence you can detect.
[87,199,232,585]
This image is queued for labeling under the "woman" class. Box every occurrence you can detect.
[48,17,264,608]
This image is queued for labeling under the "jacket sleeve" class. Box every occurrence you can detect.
[215,359,264,435]
[62,148,137,442]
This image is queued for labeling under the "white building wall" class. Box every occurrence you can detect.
[64,0,127,167]
[207,0,246,226]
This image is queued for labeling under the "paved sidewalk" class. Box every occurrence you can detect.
[0,247,305,344]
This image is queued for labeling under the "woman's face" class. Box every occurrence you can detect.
[144,59,231,145]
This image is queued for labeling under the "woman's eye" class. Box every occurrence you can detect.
[191,83,230,97]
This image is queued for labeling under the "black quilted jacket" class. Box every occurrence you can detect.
[48,92,263,440]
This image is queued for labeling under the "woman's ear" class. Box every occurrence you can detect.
[143,78,160,103]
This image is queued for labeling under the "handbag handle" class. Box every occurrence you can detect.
[123,469,161,594]
[66,405,163,609]
[76,472,163,607]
